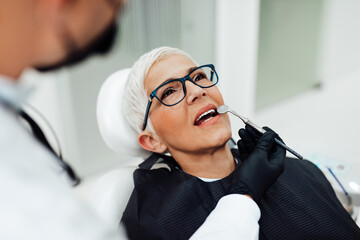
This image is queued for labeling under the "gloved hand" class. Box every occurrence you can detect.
[229,125,286,204]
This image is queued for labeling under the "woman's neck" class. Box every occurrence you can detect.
[170,145,235,179]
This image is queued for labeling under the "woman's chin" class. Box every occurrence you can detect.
[205,128,232,149]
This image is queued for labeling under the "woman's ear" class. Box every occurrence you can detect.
[138,131,168,153]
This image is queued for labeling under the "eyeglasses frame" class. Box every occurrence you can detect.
[142,64,218,130]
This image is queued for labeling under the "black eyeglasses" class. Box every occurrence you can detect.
[142,64,219,130]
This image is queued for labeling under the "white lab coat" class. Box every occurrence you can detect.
[0,74,260,240]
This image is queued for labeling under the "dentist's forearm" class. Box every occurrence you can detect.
[190,194,260,240]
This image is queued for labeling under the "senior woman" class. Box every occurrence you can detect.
[121,47,360,240]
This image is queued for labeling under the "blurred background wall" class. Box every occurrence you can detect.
[25,0,360,194]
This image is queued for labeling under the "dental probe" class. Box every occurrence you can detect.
[217,105,303,160]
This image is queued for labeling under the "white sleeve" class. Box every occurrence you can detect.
[190,194,260,240]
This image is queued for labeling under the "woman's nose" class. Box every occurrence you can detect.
[185,81,207,104]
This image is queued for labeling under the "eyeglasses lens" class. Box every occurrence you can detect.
[156,66,217,106]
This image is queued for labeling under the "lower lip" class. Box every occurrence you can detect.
[195,114,221,128]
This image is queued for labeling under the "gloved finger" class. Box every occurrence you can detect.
[269,144,286,170]
[237,140,249,160]
[256,130,276,155]
[238,128,244,138]
[262,126,274,133]
[245,124,262,141]
[263,126,285,145]
[239,128,257,152]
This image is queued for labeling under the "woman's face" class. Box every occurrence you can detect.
[144,54,232,154]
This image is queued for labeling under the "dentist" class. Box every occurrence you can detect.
[0,0,127,239]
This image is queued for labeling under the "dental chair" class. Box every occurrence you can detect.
[90,69,150,226]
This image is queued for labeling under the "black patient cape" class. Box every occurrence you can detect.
[121,150,360,240]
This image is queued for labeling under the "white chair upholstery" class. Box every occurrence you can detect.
[96,68,149,159]
[87,166,137,226]
[89,69,150,225]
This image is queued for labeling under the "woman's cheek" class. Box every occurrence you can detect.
[213,88,225,104]
[152,108,184,134]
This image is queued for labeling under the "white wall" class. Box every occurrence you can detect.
[255,0,324,109]
[319,0,360,81]
[215,0,260,134]
[252,0,360,204]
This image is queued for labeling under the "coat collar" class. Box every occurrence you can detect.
[0,73,34,110]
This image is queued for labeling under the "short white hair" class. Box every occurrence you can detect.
[123,46,196,134]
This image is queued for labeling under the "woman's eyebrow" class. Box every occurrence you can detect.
[161,66,198,83]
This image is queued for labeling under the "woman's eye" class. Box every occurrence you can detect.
[161,88,176,100]
[193,73,207,82]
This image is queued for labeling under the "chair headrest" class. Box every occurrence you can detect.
[97,69,151,159]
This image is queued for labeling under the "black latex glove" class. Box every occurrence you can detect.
[229,125,286,204]
[237,125,282,160]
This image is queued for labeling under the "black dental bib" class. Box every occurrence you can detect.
[121,151,360,240]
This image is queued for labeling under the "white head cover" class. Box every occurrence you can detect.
[97,69,151,159]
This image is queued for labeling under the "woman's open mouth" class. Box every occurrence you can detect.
[194,106,220,126]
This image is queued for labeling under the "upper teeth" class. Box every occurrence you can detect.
[196,109,215,122]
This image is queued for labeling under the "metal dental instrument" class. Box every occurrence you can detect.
[217,105,303,159]
[327,166,354,216]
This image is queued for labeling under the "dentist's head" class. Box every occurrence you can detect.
[0,0,126,79]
